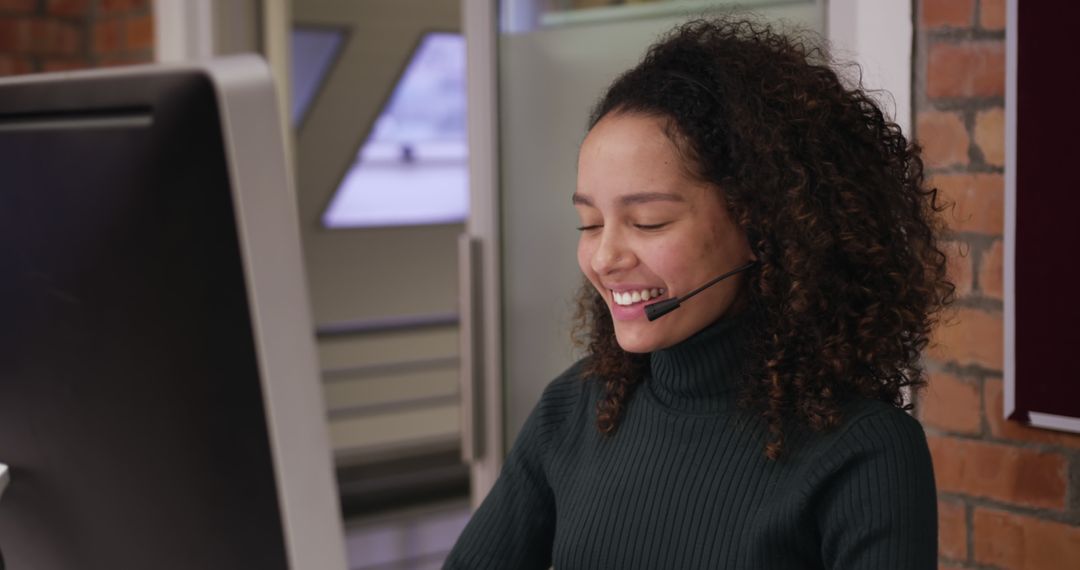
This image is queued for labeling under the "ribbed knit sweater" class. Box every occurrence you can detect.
[444,315,937,569]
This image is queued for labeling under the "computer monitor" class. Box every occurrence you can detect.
[0,56,347,570]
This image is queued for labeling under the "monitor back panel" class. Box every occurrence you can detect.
[0,71,289,570]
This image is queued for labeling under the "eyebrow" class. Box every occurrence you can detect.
[571,191,686,207]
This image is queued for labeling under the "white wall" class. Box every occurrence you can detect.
[827,0,913,136]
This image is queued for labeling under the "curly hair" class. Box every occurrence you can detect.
[572,17,956,459]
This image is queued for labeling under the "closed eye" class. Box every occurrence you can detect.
[634,223,669,231]
[576,224,601,232]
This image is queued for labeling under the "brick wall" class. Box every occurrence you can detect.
[0,0,153,77]
[915,1,1080,569]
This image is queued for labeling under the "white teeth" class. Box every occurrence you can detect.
[611,288,666,306]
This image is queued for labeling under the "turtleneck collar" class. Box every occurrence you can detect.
[646,312,751,414]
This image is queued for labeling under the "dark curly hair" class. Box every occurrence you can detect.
[572,16,956,459]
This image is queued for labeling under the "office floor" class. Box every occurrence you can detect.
[345,498,471,570]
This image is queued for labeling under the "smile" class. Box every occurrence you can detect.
[611,288,666,306]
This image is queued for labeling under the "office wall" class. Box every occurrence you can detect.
[914,1,1080,568]
[0,0,153,75]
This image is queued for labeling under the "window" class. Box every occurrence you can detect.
[291,27,346,126]
[318,32,468,228]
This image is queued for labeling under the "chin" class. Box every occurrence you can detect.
[613,326,664,354]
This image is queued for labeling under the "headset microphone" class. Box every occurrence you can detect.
[644,260,759,321]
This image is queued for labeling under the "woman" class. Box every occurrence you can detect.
[445,16,954,570]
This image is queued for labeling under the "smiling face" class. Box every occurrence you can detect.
[574,112,755,353]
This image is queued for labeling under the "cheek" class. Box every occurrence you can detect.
[692,216,745,269]
[632,244,677,292]
[648,236,699,277]
[704,203,752,260]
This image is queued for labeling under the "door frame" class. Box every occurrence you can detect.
[462,0,504,508]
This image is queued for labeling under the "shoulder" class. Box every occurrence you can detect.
[532,356,595,424]
[523,356,596,454]
[809,400,939,568]
[839,399,929,446]
[540,356,594,400]
[812,398,933,473]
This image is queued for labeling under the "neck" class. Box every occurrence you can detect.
[647,313,750,413]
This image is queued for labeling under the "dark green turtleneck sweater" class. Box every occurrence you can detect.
[444,316,937,569]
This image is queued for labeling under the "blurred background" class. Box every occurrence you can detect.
[1,1,1076,569]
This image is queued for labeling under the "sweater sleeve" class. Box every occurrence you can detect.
[814,407,938,570]
[443,367,583,570]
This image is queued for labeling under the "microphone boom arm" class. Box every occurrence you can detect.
[644,259,758,321]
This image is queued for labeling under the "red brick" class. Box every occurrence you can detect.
[929,307,1002,370]
[920,371,981,434]
[943,239,974,298]
[973,508,1080,569]
[0,0,35,14]
[917,111,970,169]
[921,0,974,29]
[984,379,1080,450]
[928,436,1068,510]
[0,16,34,53]
[0,17,19,51]
[980,0,1006,31]
[42,58,90,71]
[47,0,90,17]
[100,0,149,13]
[93,17,122,54]
[938,499,968,560]
[938,565,965,570]
[3,18,82,56]
[96,55,151,67]
[29,18,81,56]
[931,173,1003,234]
[0,54,32,75]
[974,107,1005,167]
[978,239,1002,299]
[124,13,152,52]
[974,507,1024,569]
[928,41,1006,99]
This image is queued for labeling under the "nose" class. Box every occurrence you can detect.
[590,227,635,275]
